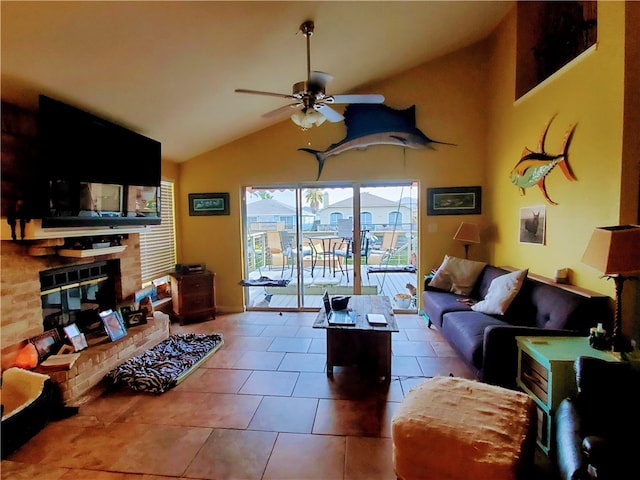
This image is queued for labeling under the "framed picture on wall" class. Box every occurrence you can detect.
[188,192,230,216]
[519,205,546,245]
[427,186,482,216]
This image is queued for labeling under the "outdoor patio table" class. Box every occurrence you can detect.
[308,235,342,277]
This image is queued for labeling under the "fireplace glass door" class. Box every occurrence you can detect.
[40,261,117,337]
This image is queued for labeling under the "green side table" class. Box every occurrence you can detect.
[515,336,620,455]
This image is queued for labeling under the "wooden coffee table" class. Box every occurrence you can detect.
[313,295,399,381]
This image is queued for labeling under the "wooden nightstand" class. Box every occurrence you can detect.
[515,336,620,455]
[170,271,216,324]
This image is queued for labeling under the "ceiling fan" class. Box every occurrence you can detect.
[235,21,385,129]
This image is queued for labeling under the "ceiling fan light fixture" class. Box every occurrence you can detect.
[291,108,326,129]
[236,20,384,128]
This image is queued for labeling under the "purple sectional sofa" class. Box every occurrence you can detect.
[422,265,613,389]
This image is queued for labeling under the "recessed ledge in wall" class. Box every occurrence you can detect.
[514,43,598,107]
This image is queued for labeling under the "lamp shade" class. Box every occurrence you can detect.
[581,225,640,275]
[291,109,327,129]
[453,222,480,244]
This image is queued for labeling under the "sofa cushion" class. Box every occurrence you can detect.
[429,255,487,296]
[441,312,510,370]
[469,265,510,299]
[471,269,528,315]
[422,290,471,329]
[528,282,599,330]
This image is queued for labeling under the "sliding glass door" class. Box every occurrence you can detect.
[359,184,418,310]
[242,182,418,311]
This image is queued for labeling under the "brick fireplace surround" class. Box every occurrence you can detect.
[0,236,170,405]
[1,101,170,405]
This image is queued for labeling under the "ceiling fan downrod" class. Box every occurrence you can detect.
[299,21,314,82]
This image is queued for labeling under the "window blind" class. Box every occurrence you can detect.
[140,180,176,283]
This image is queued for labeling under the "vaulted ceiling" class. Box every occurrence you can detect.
[1,1,512,162]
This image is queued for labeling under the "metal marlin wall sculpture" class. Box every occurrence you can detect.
[299,104,454,180]
[510,115,577,205]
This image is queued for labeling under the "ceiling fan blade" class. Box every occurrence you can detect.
[235,88,296,100]
[309,71,333,85]
[262,103,302,119]
[328,94,385,104]
[314,104,344,123]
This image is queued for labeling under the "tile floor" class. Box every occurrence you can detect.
[2,312,557,479]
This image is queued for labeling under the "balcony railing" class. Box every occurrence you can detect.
[247,224,417,272]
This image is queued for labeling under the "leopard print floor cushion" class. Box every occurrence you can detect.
[106,333,224,393]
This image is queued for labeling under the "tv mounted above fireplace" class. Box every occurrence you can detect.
[36,95,162,228]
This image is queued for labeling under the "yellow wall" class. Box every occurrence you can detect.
[485,2,639,338]
[486,3,625,290]
[176,2,637,340]
[162,159,179,182]
[178,40,492,312]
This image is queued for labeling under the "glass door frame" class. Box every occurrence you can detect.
[242,181,418,311]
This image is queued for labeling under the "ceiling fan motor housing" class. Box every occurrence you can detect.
[293,81,326,100]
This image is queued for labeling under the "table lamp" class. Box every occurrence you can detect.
[453,222,480,259]
[581,225,640,352]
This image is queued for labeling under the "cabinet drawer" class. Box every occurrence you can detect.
[181,294,212,312]
[179,274,212,290]
[521,352,548,404]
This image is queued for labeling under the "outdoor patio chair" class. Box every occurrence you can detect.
[291,237,316,276]
[336,219,353,238]
[333,230,371,281]
[265,231,288,275]
[367,231,399,266]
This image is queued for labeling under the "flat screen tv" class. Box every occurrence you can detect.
[37,95,161,227]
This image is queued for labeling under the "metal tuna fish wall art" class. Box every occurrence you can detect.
[299,104,454,180]
[510,115,577,205]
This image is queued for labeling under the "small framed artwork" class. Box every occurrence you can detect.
[519,205,546,245]
[63,323,88,352]
[69,335,88,352]
[189,192,230,216]
[427,186,482,216]
[123,309,147,328]
[29,329,61,361]
[99,310,128,342]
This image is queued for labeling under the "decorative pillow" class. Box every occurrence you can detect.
[471,269,528,315]
[428,255,487,296]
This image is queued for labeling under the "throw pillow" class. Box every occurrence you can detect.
[428,255,487,296]
[471,269,528,315]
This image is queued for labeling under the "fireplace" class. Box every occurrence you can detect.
[40,261,119,340]
[34,256,170,405]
